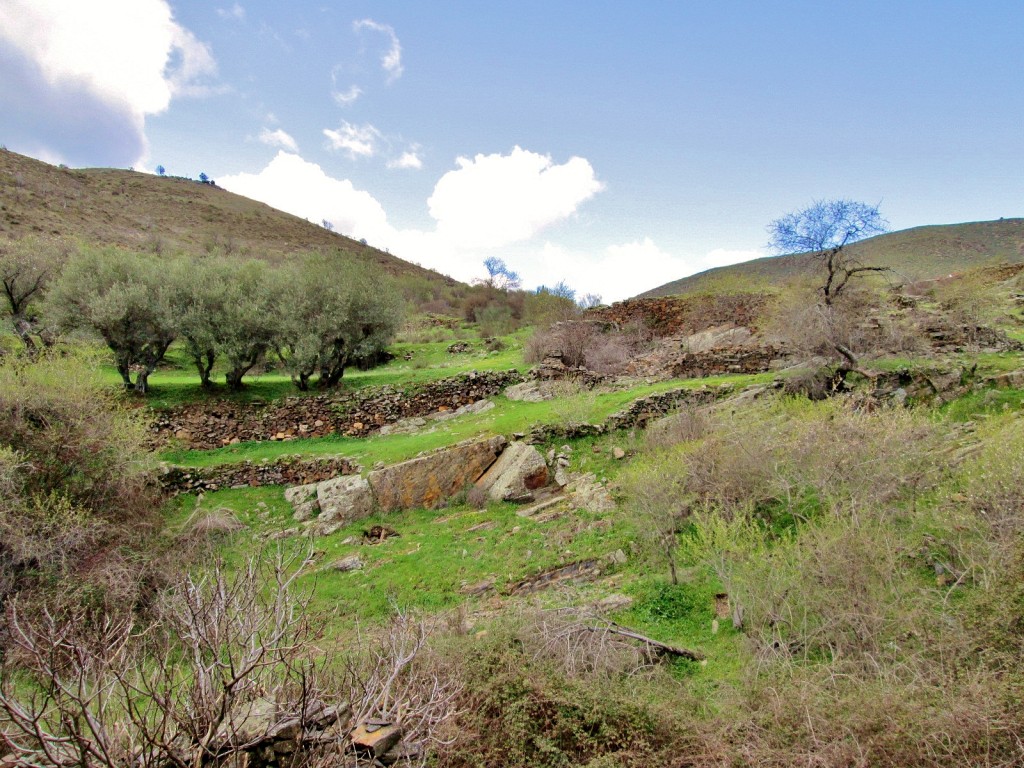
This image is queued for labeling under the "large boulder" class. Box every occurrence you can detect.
[284,483,320,521]
[317,475,373,523]
[476,441,549,501]
[368,436,507,512]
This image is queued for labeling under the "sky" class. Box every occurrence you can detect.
[1,1,1022,302]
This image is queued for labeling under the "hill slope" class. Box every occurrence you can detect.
[0,148,455,286]
[640,218,1024,298]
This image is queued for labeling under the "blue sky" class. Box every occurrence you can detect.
[1,1,1022,300]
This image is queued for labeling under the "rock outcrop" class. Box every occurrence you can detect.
[476,441,549,501]
[368,436,508,512]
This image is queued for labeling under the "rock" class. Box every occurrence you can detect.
[514,496,567,518]
[317,475,373,524]
[606,548,628,565]
[569,473,615,513]
[459,578,496,596]
[368,436,507,512]
[284,482,320,521]
[476,441,549,502]
[350,721,402,758]
[988,370,1024,389]
[554,467,571,487]
[329,554,363,572]
[503,381,549,402]
[611,446,626,460]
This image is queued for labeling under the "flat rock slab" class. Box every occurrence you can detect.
[317,475,373,523]
[476,440,549,502]
[368,435,507,512]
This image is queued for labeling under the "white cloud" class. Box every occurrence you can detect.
[388,149,423,170]
[258,127,298,152]
[427,146,604,249]
[353,19,403,82]
[332,84,363,106]
[0,0,216,165]
[218,152,390,242]
[216,3,245,21]
[323,121,381,158]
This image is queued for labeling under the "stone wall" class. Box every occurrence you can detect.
[667,346,783,380]
[151,370,524,450]
[160,456,358,495]
[588,293,770,337]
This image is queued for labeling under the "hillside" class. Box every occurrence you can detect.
[640,217,1024,298]
[0,148,456,287]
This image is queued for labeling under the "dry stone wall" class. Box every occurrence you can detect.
[588,293,770,336]
[160,456,358,495]
[151,370,524,450]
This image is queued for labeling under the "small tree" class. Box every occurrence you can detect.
[209,260,282,390]
[767,200,891,370]
[155,164,165,176]
[46,247,176,393]
[479,257,521,291]
[767,199,889,306]
[0,237,69,352]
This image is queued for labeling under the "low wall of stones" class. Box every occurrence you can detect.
[588,293,769,337]
[525,383,738,443]
[151,370,525,450]
[668,347,783,380]
[160,456,358,495]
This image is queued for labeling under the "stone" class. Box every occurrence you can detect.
[606,548,628,565]
[611,446,626,460]
[554,467,571,487]
[368,436,507,512]
[569,473,615,513]
[476,441,549,502]
[503,381,549,402]
[284,482,320,521]
[350,721,402,758]
[330,554,363,572]
[317,475,373,524]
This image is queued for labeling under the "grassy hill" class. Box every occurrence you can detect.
[0,148,456,287]
[639,218,1024,298]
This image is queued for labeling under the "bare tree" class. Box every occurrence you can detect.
[767,200,891,370]
[767,199,889,307]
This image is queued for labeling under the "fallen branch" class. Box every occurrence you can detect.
[585,621,705,662]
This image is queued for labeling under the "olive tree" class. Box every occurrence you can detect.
[207,260,282,390]
[0,237,70,352]
[46,247,176,392]
[278,256,402,390]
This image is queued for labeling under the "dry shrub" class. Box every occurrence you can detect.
[525,319,651,374]
[766,281,923,364]
[666,397,944,519]
[0,350,162,617]
[644,407,710,450]
[466,484,488,509]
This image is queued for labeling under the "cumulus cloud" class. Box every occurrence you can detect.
[258,127,298,152]
[388,149,423,170]
[427,147,604,249]
[218,152,390,242]
[323,121,381,159]
[0,0,216,166]
[353,19,402,82]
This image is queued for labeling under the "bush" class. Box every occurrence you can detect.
[0,351,161,616]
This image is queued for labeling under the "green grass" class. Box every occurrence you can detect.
[161,374,774,469]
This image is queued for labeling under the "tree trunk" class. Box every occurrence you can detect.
[11,315,36,353]
[196,349,215,388]
[225,368,247,391]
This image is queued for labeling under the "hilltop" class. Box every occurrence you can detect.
[0,148,455,287]
[639,217,1024,298]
